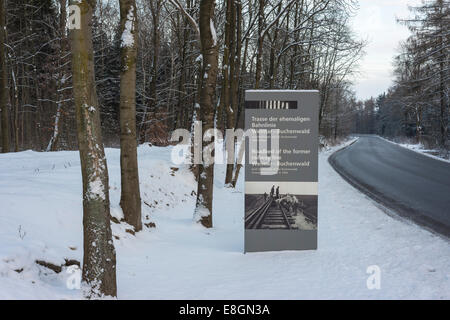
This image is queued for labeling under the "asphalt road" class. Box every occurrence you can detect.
[329,135,450,237]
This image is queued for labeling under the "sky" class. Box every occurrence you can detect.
[350,0,422,100]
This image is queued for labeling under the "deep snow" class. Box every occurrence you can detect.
[0,141,449,299]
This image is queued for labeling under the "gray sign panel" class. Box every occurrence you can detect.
[244,90,319,252]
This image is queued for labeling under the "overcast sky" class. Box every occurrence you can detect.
[350,0,422,100]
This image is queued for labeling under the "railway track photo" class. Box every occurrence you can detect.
[245,198,297,229]
[245,184,318,231]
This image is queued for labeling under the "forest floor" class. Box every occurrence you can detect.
[0,140,449,299]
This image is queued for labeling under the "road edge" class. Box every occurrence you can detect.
[378,135,450,164]
[328,137,450,240]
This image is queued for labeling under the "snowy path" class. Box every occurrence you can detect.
[0,143,449,299]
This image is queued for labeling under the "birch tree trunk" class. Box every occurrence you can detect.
[69,0,117,298]
[0,0,9,153]
[119,0,142,232]
[12,67,19,152]
[255,0,265,89]
[194,0,218,228]
[47,0,68,152]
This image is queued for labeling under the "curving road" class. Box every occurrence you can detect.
[329,135,450,237]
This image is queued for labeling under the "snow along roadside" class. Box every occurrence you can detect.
[379,136,450,164]
[117,139,450,299]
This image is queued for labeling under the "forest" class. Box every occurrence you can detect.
[355,0,449,154]
[0,0,447,298]
[0,0,365,154]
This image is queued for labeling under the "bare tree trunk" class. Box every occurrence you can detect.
[289,0,300,89]
[224,0,235,184]
[46,104,62,151]
[69,0,117,298]
[227,0,242,185]
[167,48,175,129]
[148,0,161,140]
[194,0,218,228]
[231,163,241,188]
[269,3,281,88]
[12,67,18,152]
[47,0,68,152]
[438,28,447,147]
[218,0,232,133]
[255,0,265,89]
[176,12,188,129]
[0,0,9,153]
[235,0,251,129]
[119,0,142,232]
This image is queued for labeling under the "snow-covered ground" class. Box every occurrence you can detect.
[0,141,449,299]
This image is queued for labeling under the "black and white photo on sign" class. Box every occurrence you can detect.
[245,181,318,231]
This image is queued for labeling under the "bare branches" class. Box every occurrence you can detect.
[167,0,200,41]
[261,0,296,37]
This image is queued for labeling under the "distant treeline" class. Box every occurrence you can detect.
[352,0,449,151]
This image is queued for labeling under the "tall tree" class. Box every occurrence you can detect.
[46,0,70,152]
[225,0,239,185]
[69,0,117,298]
[194,0,218,228]
[217,0,232,133]
[255,0,265,89]
[119,0,142,232]
[221,0,235,184]
[0,0,9,153]
[388,0,450,148]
